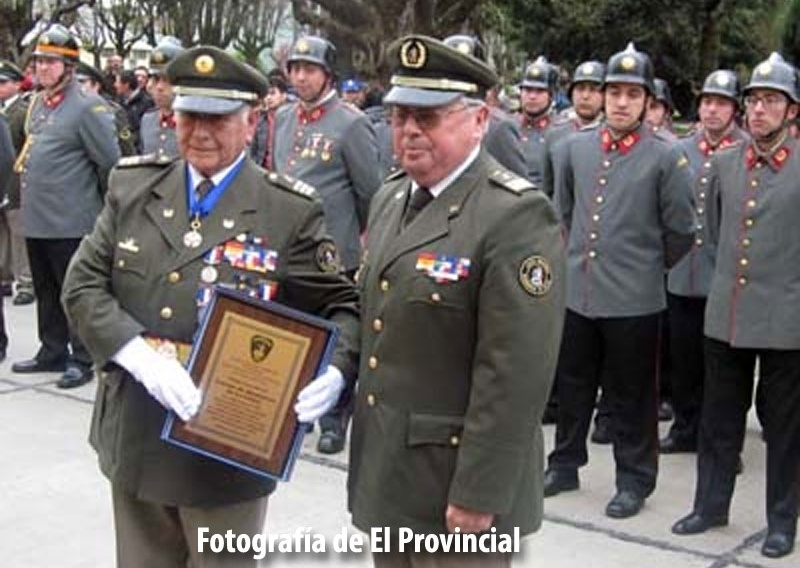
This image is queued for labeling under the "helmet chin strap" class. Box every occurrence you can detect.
[754,109,791,148]
[300,76,332,107]
[46,63,73,96]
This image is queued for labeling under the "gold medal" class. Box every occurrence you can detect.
[321,151,331,162]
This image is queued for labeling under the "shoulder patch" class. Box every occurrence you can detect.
[117,153,175,168]
[489,168,536,194]
[266,171,317,200]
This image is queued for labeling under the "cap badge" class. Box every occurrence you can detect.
[621,56,636,71]
[41,35,51,45]
[455,41,471,55]
[529,65,541,78]
[757,62,772,76]
[715,74,729,86]
[400,39,427,69]
[195,54,215,74]
[152,51,165,64]
[581,63,595,75]
[295,39,310,54]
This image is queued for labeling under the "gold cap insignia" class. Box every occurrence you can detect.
[195,54,215,74]
[529,66,541,78]
[715,74,729,86]
[295,39,310,54]
[152,51,165,64]
[455,42,471,55]
[621,56,636,71]
[518,255,553,297]
[41,36,51,45]
[581,63,595,75]
[400,39,426,69]
[757,63,772,76]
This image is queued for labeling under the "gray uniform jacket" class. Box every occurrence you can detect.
[62,157,360,506]
[139,109,179,159]
[348,150,566,535]
[273,95,381,271]
[705,136,800,349]
[20,78,120,238]
[669,127,749,297]
[485,107,528,178]
[520,112,556,186]
[553,123,696,317]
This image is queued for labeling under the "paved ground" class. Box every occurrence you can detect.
[0,300,796,567]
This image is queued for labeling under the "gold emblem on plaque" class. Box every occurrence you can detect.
[250,335,274,363]
[400,39,426,69]
[195,55,215,74]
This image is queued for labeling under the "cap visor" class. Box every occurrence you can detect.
[173,95,246,115]
[383,86,463,108]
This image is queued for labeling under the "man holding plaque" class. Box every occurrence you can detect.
[347,35,566,567]
[62,45,358,568]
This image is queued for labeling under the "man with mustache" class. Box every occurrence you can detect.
[672,52,800,560]
[544,43,695,519]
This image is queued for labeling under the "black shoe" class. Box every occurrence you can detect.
[543,468,579,497]
[658,401,674,421]
[659,434,696,454]
[605,490,644,519]
[12,291,34,306]
[56,365,93,389]
[317,428,346,454]
[591,420,612,445]
[12,357,67,374]
[671,512,728,535]
[761,530,795,558]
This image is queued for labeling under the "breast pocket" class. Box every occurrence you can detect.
[407,274,469,311]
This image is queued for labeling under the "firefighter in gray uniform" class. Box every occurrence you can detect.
[139,37,183,159]
[672,52,800,560]
[662,70,749,454]
[544,43,695,519]
[519,55,559,186]
[10,24,120,389]
[272,35,381,454]
[646,78,678,141]
[443,35,528,178]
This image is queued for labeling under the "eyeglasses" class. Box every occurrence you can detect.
[390,104,472,130]
[744,94,787,109]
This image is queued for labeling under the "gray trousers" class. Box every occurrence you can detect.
[0,208,32,289]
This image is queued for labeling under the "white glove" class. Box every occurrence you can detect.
[113,336,201,421]
[294,365,344,424]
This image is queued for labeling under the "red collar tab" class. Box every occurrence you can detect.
[745,144,791,171]
[43,91,65,109]
[521,114,550,130]
[601,127,640,154]
[159,112,175,129]
[297,105,325,124]
[699,134,737,156]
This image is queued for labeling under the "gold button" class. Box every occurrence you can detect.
[745,218,754,227]
[592,214,600,222]
[598,178,607,186]
[430,292,442,302]
[168,271,181,283]
[704,161,712,168]
[603,160,611,168]
[589,232,598,241]
[740,258,749,266]
[368,356,378,369]
[610,143,618,151]
[700,177,708,185]
[697,207,705,215]
[742,238,751,247]
[159,307,173,319]
[588,250,597,258]
[755,162,763,169]
[699,192,706,200]
[750,179,759,188]
[372,319,383,332]
[117,259,126,268]
[696,238,703,246]
[596,195,604,204]
[738,277,748,286]
[380,280,390,292]
[449,435,460,447]
[747,199,756,208]
[367,394,376,406]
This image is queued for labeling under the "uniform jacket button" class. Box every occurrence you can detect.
[160,306,173,319]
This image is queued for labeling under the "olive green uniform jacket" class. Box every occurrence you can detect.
[62,157,359,507]
[348,150,566,535]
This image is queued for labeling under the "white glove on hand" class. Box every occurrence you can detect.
[294,365,344,424]
[113,336,201,421]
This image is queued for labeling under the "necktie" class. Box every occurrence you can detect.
[403,187,433,228]
[195,178,214,201]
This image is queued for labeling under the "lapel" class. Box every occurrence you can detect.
[375,153,485,276]
[145,159,261,271]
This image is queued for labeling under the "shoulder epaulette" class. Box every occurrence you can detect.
[489,167,536,194]
[384,168,407,183]
[266,171,317,200]
[116,153,176,168]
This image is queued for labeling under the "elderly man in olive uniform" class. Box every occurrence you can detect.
[662,70,749,455]
[273,35,381,454]
[348,35,565,568]
[0,59,34,306]
[519,55,559,186]
[545,43,695,519]
[62,45,359,568]
[11,25,120,389]
[672,53,800,560]
[139,37,183,159]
